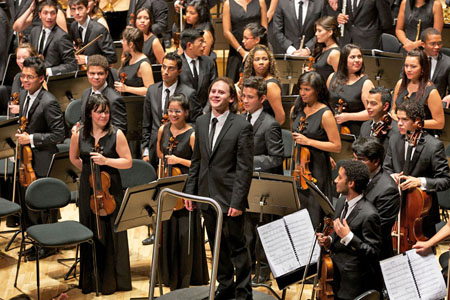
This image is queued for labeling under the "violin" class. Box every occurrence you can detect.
[119,72,127,95]
[75,38,87,71]
[308,56,315,70]
[392,121,431,254]
[161,114,169,126]
[129,13,135,27]
[89,144,116,239]
[335,99,351,134]
[372,114,392,138]
[291,117,317,190]
[173,0,185,48]
[17,116,37,187]
[236,73,246,114]
[316,218,334,300]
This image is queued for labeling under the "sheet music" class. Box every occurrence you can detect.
[283,209,320,266]
[257,219,300,278]
[380,254,419,300]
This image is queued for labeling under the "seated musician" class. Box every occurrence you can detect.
[317,160,383,300]
[68,0,117,67]
[352,137,400,259]
[29,0,77,75]
[360,86,398,151]
[414,220,450,255]
[10,56,65,260]
[383,100,450,239]
[126,0,168,40]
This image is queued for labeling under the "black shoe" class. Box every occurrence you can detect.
[27,248,58,261]
[202,290,235,300]
[142,235,154,245]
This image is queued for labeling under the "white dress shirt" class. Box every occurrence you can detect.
[339,194,363,245]
[210,110,230,149]
[184,53,200,79]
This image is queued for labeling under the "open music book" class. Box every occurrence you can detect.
[380,249,446,300]
[257,209,320,278]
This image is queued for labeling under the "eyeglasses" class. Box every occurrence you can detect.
[20,74,38,80]
[243,36,254,41]
[168,109,183,114]
[427,42,443,47]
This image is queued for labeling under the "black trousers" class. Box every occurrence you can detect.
[202,206,252,300]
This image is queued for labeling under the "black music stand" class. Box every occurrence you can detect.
[362,50,404,90]
[274,55,309,94]
[331,133,356,162]
[0,117,19,159]
[46,71,90,111]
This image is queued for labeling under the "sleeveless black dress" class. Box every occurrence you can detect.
[329,74,368,136]
[313,47,340,82]
[78,127,132,295]
[263,77,281,118]
[158,124,209,290]
[292,107,332,229]
[120,57,151,89]
[404,0,434,43]
[142,34,158,65]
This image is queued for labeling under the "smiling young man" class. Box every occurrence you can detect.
[185,77,254,300]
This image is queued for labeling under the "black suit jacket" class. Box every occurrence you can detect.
[184,112,254,212]
[80,86,128,134]
[19,88,65,177]
[69,19,117,65]
[364,168,400,259]
[252,111,284,174]
[127,0,168,36]
[179,54,217,112]
[431,53,450,99]
[330,197,382,299]
[273,0,326,53]
[339,0,393,50]
[142,81,200,163]
[30,25,77,75]
[360,119,398,152]
[0,7,10,79]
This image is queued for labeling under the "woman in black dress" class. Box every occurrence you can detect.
[291,71,341,228]
[69,94,132,295]
[391,48,444,130]
[223,0,267,82]
[87,0,109,31]
[156,94,209,290]
[114,27,154,96]
[327,44,374,136]
[184,0,215,57]
[135,8,164,64]
[396,0,443,53]
[242,44,285,124]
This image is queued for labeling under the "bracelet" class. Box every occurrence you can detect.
[236,46,242,52]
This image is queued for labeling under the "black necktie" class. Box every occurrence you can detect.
[353,0,358,12]
[341,201,349,221]
[297,1,304,30]
[404,143,413,175]
[79,26,84,44]
[429,57,433,79]
[210,117,218,149]
[23,95,31,118]
[247,113,252,123]
[38,29,46,54]
[191,60,199,89]
[164,88,170,115]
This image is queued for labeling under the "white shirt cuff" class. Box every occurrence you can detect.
[29,134,35,148]
[420,177,427,190]
[85,56,88,64]
[46,68,52,76]
[143,147,149,157]
[340,231,354,246]
[286,46,296,55]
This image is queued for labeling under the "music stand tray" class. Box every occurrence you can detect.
[0,117,19,159]
[47,71,90,111]
[331,133,356,162]
[305,180,335,218]
[47,152,81,192]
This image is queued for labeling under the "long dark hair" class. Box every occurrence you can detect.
[119,27,144,72]
[242,44,280,82]
[311,16,339,58]
[331,44,364,90]
[83,94,112,140]
[399,48,430,102]
[184,0,215,40]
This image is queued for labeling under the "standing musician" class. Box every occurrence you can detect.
[317,160,383,300]
[184,77,254,300]
[384,100,450,239]
[69,94,132,295]
[156,94,209,291]
[352,137,400,259]
[291,71,341,228]
[9,56,65,259]
[126,0,168,40]
[68,0,117,67]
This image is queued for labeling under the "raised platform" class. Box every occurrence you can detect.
[157,286,276,300]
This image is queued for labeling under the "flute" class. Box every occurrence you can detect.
[299,35,305,50]
[415,19,422,42]
[340,0,347,37]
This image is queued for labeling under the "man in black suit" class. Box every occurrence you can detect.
[317,160,382,299]
[127,0,168,37]
[383,100,450,238]
[337,0,393,50]
[29,0,77,75]
[142,52,200,168]
[273,0,326,55]
[179,28,217,112]
[360,87,398,151]
[185,77,254,300]
[352,137,399,259]
[80,55,127,134]
[68,0,117,67]
[420,28,450,107]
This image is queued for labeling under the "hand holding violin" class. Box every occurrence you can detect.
[317,233,331,248]
[16,132,30,145]
[90,152,108,165]
[292,132,310,146]
[165,154,180,165]
[334,112,349,124]
[114,81,127,93]
[76,54,87,65]
[9,104,19,114]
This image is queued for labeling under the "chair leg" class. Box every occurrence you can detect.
[90,240,99,296]
[36,245,40,300]
[14,234,25,287]
[5,229,21,251]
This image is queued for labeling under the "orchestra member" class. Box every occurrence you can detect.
[184,77,254,300]
[80,55,127,134]
[352,137,400,259]
[135,7,164,64]
[87,0,109,31]
[317,160,383,299]
[179,28,217,112]
[420,28,450,107]
[391,48,444,132]
[142,52,200,168]
[0,7,9,80]
[126,0,168,39]
[69,94,132,295]
[327,44,374,136]
[395,0,443,53]
[114,27,154,96]
[156,94,209,290]
[69,0,117,67]
[240,23,268,74]
[384,100,450,239]
[184,0,215,57]
[291,71,341,228]
[414,220,450,254]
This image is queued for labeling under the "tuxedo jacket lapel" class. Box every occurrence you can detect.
[432,53,443,82]
[253,112,264,133]
[84,21,93,45]
[27,89,43,118]
[156,83,163,118]
[345,200,362,225]
[43,27,56,54]
[408,139,425,175]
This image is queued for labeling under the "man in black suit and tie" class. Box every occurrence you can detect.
[29,0,77,75]
[179,28,217,111]
[420,28,450,107]
[337,0,393,50]
[352,137,400,259]
[68,0,117,67]
[142,52,200,168]
[80,55,127,134]
[317,160,382,299]
[126,0,168,37]
[383,100,450,238]
[185,77,254,300]
[273,0,326,55]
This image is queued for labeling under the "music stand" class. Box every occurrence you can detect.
[0,117,19,159]
[362,50,404,90]
[46,71,90,111]
[47,152,81,192]
[331,133,356,162]
[1,54,20,86]
[275,55,309,93]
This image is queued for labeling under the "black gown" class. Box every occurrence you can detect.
[313,47,340,82]
[404,0,434,43]
[263,77,281,118]
[78,127,132,295]
[158,124,209,290]
[292,107,333,229]
[120,57,151,95]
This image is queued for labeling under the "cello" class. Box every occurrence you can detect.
[371,113,392,138]
[335,99,351,134]
[316,218,334,300]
